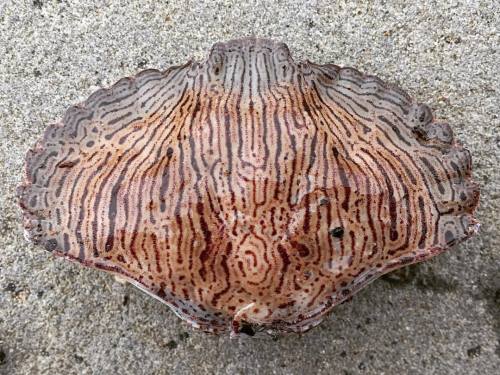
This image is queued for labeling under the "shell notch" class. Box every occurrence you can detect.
[18,37,480,336]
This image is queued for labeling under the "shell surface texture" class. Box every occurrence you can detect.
[18,38,480,336]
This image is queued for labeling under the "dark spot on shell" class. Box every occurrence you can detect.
[329,227,344,238]
[166,147,174,158]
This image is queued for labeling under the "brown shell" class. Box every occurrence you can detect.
[18,38,480,335]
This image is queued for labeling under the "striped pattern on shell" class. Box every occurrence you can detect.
[18,38,480,336]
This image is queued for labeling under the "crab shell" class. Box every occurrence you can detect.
[18,38,479,336]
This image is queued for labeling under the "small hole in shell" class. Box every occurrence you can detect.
[329,227,344,238]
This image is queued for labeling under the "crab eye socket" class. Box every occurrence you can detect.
[329,227,344,238]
